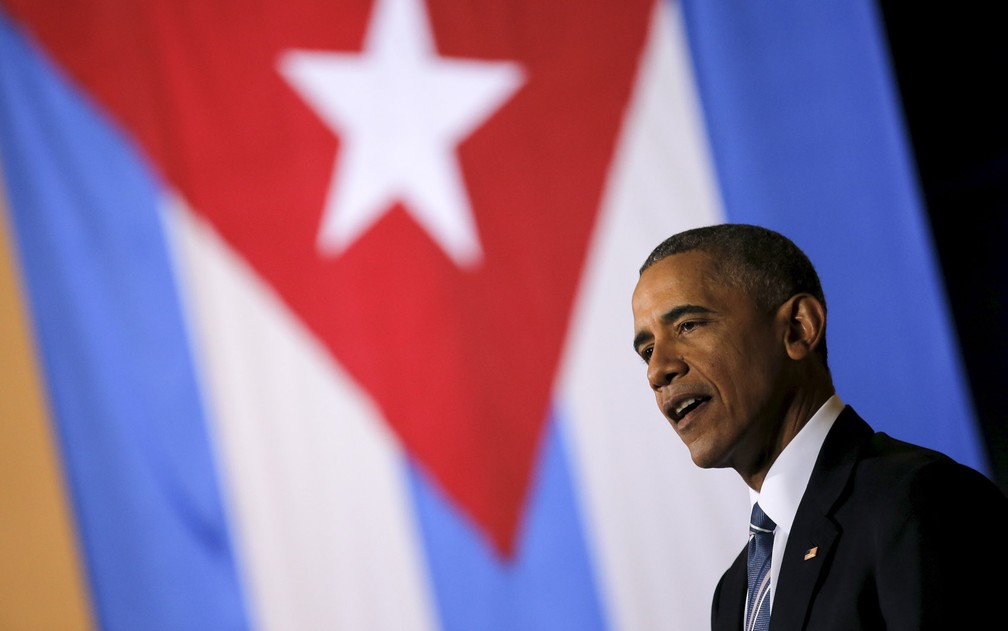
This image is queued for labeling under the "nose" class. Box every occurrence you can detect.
[647,341,687,390]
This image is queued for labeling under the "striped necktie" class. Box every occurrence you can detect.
[746,503,776,631]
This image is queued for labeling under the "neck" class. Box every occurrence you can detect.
[742,377,835,492]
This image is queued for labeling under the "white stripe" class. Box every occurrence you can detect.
[162,196,438,631]
[558,2,748,630]
[746,572,771,631]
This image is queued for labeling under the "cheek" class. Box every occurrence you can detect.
[725,351,782,415]
[699,347,733,389]
[705,346,764,409]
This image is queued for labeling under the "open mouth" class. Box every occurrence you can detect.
[670,396,710,422]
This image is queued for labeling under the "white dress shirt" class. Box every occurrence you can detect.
[748,393,845,616]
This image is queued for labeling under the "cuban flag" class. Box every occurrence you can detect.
[0,1,989,630]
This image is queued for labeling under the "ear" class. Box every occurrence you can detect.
[779,294,826,361]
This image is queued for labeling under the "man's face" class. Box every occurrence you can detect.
[631,251,790,472]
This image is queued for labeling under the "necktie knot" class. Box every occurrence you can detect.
[750,502,776,534]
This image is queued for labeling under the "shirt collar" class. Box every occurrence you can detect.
[749,394,844,536]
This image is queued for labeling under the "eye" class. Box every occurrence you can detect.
[677,320,701,334]
[638,346,653,364]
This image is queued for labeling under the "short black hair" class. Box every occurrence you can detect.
[641,223,829,365]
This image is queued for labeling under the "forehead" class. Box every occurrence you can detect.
[632,251,721,311]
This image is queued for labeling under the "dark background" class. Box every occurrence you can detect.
[878,3,1008,493]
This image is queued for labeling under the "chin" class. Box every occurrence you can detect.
[687,447,718,469]
[685,440,731,470]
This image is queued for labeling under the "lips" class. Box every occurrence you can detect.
[664,393,712,423]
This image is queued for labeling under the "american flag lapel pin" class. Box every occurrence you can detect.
[804,546,818,560]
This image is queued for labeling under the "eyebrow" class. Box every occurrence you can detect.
[633,304,713,351]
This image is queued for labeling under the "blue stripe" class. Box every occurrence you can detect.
[0,10,251,630]
[407,410,609,631]
[679,0,988,473]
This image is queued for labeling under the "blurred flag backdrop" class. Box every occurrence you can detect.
[0,1,990,630]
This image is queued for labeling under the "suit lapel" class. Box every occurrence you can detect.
[713,549,748,631]
[769,407,873,630]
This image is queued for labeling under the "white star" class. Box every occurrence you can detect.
[278,0,524,267]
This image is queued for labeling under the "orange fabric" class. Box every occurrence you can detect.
[0,174,94,631]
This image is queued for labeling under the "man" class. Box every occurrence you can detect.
[630,223,1007,630]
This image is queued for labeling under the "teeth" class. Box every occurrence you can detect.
[675,397,700,416]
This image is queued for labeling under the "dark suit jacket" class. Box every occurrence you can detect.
[711,406,1008,630]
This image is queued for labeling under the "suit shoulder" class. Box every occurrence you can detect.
[852,431,1007,518]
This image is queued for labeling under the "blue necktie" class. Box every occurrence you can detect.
[746,503,776,631]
